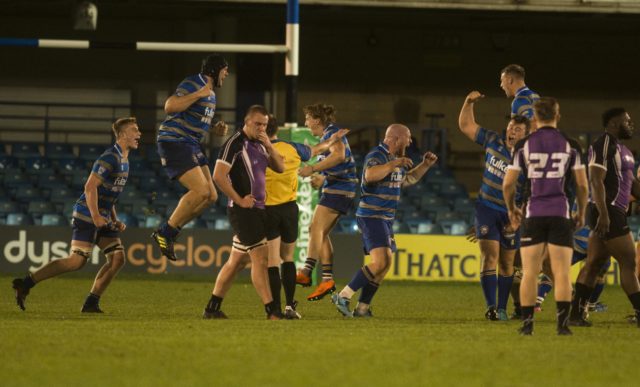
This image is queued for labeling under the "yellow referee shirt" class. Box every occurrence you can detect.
[265,139,312,205]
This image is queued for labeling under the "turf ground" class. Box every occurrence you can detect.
[1,273,638,387]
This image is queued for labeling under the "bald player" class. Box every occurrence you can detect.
[332,124,438,317]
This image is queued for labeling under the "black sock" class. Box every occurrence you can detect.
[84,292,100,306]
[281,262,296,307]
[206,295,223,312]
[268,267,281,310]
[513,302,521,314]
[23,275,36,290]
[628,292,640,314]
[571,282,593,319]
[556,301,571,330]
[521,305,534,330]
[264,301,279,316]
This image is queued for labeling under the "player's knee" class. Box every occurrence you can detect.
[207,189,218,205]
[70,247,92,269]
[104,242,126,269]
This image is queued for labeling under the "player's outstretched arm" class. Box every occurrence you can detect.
[403,152,438,187]
[366,157,413,184]
[164,77,213,114]
[458,91,484,142]
[299,140,345,177]
[309,129,349,157]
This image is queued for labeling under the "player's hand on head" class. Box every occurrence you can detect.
[213,121,228,136]
[465,91,485,104]
[237,194,256,208]
[298,165,314,177]
[422,152,438,167]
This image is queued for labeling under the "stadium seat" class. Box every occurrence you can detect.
[78,144,107,162]
[41,213,67,226]
[27,201,56,218]
[45,143,74,160]
[50,187,76,205]
[419,196,449,211]
[138,176,162,191]
[417,222,443,235]
[37,173,68,190]
[70,174,88,191]
[144,214,163,228]
[0,156,18,170]
[3,171,32,188]
[118,212,139,228]
[56,158,86,176]
[15,187,43,203]
[453,197,473,208]
[11,143,41,158]
[338,217,358,234]
[439,220,468,236]
[0,200,20,216]
[183,218,207,229]
[405,218,431,234]
[6,212,34,226]
[24,157,54,174]
[214,217,230,230]
[62,202,76,217]
[392,221,411,234]
[440,183,468,198]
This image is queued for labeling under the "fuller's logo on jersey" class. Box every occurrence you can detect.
[202,107,215,125]
[114,177,127,186]
[487,156,508,178]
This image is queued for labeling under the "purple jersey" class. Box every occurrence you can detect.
[588,133,635,211]
[217,130,269,209]
[509,127,584,219]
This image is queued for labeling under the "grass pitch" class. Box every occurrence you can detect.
[0,273,637,387]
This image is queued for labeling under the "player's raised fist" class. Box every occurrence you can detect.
[465,91,485,105]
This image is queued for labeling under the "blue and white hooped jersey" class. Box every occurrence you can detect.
[73,144,129,223]
[511,86,540,119]
[356,143,405,220]
[158,74,216,144]
[318,123,358,198]
[475,127,524,212]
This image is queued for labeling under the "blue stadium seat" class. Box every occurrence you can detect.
[27,201,55,218]
[0,156,18,170]
[62,202,76,217]
[78,144,107,162]
[453,197,473,208]
[417,222,443,235]
[144,214,163,228]
[435,211,464,223]
[392,221,411,234]
[15,187,43,203]
[419,196,449,211]
[50,187,76,205]
[37,173,68,190]
[3,171,32,188]
[0,200,20,216]
[70,174,88,191]
[440,183,468,198]
[11,143,41,158]
[24,157,54,174]
[41,213,67,226]
[56,158,86,176]
[338,217,358,234]
[118,213,139,228]
[183,218,207,229]
[45,143,74,160]
[0,187,8,199]
[6,212,34,226]
[405,218,432,234]
[439,220,468,236]
[214,217,230,230]
[138,176,162,191]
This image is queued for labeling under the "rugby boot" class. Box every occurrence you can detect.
[557,326,573,336]
[267,310,284,320]
[81,304,104,313]
[284,305,302,320]
[12,278,29,311]
[151,231,177,261]
[331,294,352,317]
[352,304,373,318]
[485,306,498,321]
[203,309,229,319]
[568,316,592,327]
[296,271,311,287]
[307,280,335,301]
[497,309,509,321]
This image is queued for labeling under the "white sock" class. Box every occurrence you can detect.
[339,286,355,299]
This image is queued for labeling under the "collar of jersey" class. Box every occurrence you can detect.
[515,86,529,96]
[378,142,391,155]
[114,143,123,157]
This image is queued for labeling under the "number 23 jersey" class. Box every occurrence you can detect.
[508,126,584,219]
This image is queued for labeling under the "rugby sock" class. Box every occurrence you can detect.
[571,282,593,319]
[343,266,374,297]
[521,305,535,330]
[281,262,296,307]
[588,283,605,304]
[264,301,279,316]
[83,292,100,307]
[322,264,333,282]
[480,269,497,308]
[22,274,36,290]
[158,222,179,239]
[537,274,553,306]
[268,267,281,310]
[497,274,514,310]
[359,281,380,304]
[206,295,223,312]
[627,292,640,314]
[556,301,571,330]
[301,257,317,276]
